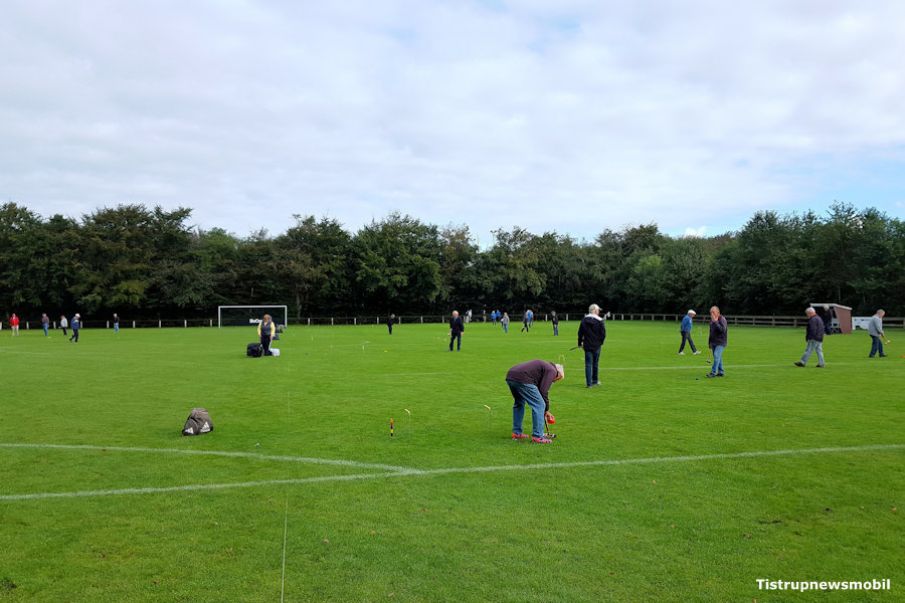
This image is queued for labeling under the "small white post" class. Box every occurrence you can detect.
[106,321,109,329]
[331,317,334,326]
[53,321,57,329]
[354,317,357,325]
[158,319,162,328]
[209,319,213,327]
[26,321,30,330]
[184,319,188,328]
[132,320,136,328]
[307,317,311,326]
[420,316,423,324]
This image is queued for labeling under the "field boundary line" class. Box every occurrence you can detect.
[0,442,415,473]
[2,443,902,502]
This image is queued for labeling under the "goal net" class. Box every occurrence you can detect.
[218,305,288,328]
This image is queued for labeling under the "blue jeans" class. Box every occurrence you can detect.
[502,323,508,333]
[114,323,119,333]
[507,380,546,437]
[42,324,49,336]
[710,345,725,375]
[870,335,885,357]
[553,324,559,336]
[584,348,601,386]
[801,340,825,366]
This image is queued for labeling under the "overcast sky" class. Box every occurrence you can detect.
[2,0,904,243]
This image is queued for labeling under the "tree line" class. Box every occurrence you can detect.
[1,202,902,320]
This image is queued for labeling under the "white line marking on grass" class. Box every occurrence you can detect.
[280,496,289,603]
[0,443,413,473]
[2,444,902,502]
[602,362,859,371]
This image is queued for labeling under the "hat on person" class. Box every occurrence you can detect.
[687,309,696,315]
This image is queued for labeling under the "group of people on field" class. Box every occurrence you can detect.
[3,312,86,342]
[496,304,892,444]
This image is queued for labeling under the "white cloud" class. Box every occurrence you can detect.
[683,226,707,238]
[1,0,904,240]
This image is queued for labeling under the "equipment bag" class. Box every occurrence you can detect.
[182,408,214,436]
[247,342,263,357]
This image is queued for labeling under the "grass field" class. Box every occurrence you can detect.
[1,320,903,602]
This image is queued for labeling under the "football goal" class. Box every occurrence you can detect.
[218,305,288,328]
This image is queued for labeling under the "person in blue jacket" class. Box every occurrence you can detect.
[678,309,700,355]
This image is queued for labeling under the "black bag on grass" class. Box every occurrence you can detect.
[247,342,263,357]
[182,408,214,436]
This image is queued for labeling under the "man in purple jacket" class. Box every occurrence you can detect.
[506,360,563,444]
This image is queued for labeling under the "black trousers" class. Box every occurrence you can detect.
[449,333,461,351]
[261,334,272,356]
[70,328,79,342]
[679,332,697,353]
[388,323,393,335]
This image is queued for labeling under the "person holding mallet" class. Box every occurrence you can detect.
[506,360,563,444]
[795,307,825,368]
[868,309,889,358]
[578,303,606,387]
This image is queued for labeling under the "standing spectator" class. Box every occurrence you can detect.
[706,306,728,378]
[795,307,825,368]
[678,310,700,355]
[577,304,607,388]
[491,310,499,324]
[113,313,120,334]
[9,313,20,337]
[551,311,559,336]
[506,360,563,444]
[387,313,396,335]
[449,310,465,351]
[501,312,510,334]
[868,309,888,358]
[69,313,81,343]
[41,313,50,337]
[258,313,276,356]
[465,309,473,324]
[60,314,69,336]
[521,308,533,332]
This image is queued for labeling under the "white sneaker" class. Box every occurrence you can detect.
[693,351,701,355]
[678,351,685,355]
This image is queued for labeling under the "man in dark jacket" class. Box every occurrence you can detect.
[706,306,728,377]
[506,360,563,444]
[578,304,606,387]
[449,310,464,351]
[795,307,825,368]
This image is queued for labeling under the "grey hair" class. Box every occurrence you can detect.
[588,303,600,314]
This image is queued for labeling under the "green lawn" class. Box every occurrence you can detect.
[1,321,903,602]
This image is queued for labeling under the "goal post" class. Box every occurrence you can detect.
[218,305,289,328]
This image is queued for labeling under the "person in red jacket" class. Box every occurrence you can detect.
[9,313,20,337]
[506,360,563,444]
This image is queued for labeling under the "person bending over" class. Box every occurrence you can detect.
[506,360,563,444]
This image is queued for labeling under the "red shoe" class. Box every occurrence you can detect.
[512,433,530,440]
[532,436,553,444]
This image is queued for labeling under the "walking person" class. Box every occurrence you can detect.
[506,360,563,444]
[795,307,825,368]
[449,310,465,351]
[9,313,20,336]
[60,314,68,336]
[868,309,888,358]
[387,313,395,335]
[113,313,120,333]
[258,313,276,356]
[551,311,559,336]
[578,304,606,388]
[501,312,510,334]
[69,313,81,343]
[41,313,50,337]
[706,306,728,378]
[678,310,700,355]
